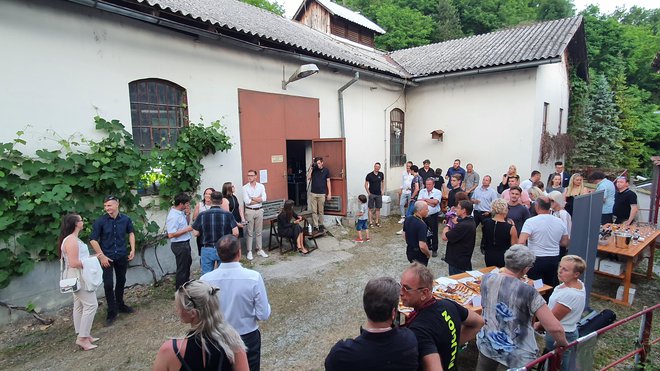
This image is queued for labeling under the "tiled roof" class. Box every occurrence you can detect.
[389,16,584,77]
[307,0,386,34]
[137,0,405,76]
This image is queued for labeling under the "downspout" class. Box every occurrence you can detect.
[338,72,360,138]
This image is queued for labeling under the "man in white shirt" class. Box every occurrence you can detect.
[201,235,271,371]
[470,175,499,227]
[518,196,569,287]
[242,169,268,261]
[520,170,541,192]
[418,178,442,257]
[398,161,414,224]
[165,193,193,290]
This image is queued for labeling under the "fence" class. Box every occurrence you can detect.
[524,303,659,370]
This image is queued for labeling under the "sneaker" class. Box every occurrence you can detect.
[355,238,364,243]
[118,304,134,314]
[365,237,370,242]
[105,315,117,327]
[257,249,269,258]
[398,218,405,224]
[247,251,254,261]
[432,251,438,257]
[396,229,403,235]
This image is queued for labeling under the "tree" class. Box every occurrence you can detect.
[435,0,464,41]
[530,0,575,21]
[240,0,285,16]
[570,75,622,168]
[374,4,434,50]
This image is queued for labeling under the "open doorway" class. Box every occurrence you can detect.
[286,140,312,207]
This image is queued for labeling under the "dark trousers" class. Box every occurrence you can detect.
[170,240,192,290]
[424,212,439,252]
[527,255,560,287]
[102,255,128,318]
[473,210,491,228]
[407,250,429,266]
[241,329,262,371]
[448,264,465,276]
[601,213,613,225]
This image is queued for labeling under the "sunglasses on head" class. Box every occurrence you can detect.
[104,195,119,202]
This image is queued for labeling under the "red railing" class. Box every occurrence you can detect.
[525,303,659,370]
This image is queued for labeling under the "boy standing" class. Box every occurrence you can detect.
[355,195,370,243]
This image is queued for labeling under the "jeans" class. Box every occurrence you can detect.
[399,192,411,216]
[241,329,262,371]
[545,329,579,371]
[200,247,220,276]
[102,255,128,319]
[170,240,192,289]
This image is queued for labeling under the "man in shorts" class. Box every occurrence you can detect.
[365,162,385,227]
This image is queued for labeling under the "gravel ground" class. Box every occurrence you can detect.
[0,215,657,370]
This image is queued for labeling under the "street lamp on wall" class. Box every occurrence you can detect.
[282,64,319,90]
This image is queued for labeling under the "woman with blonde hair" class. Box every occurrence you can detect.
[58,213,99,351]
[153,280,248,370]
[497,164,518,194]
[563,174,589,215]
[481,199,518,267]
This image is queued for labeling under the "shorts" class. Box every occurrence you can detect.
[368,194,382,209]
[356,219,368,231]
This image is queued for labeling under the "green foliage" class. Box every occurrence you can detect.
[0,117,232,288]
[155,120,232,205]
[374,4,435,50]
[435,0,465,41]
[240,0,285,16]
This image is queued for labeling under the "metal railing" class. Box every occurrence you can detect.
[524,303,659,370]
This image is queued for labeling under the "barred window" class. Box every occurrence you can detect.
[129,79,188,152]
[389,109,405,167]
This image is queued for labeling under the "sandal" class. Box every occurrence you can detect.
[297,247,309,255]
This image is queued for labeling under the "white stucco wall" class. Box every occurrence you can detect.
[402,69,539,185]
[0,0,404,212]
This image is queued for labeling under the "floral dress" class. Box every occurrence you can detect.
[476,273,546,368]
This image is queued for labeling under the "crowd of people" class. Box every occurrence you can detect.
[55,155,639,369]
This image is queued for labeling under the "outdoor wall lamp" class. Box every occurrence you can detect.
[282,64,319,89]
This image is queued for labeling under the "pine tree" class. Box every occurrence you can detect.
[569,74,622,168]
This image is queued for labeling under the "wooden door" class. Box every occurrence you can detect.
[312,138,347,215]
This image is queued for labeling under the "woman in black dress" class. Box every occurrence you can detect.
[481,199,518,267]
[152,280,248,370]
[222,182,245,238]
[277,200,308,254]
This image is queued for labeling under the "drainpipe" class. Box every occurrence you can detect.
[338,72,360,138]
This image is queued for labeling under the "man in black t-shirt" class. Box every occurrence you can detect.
[365,162,385,227]
[447,174,462,209]
[400,263,484,371]
[441,200,477,275]
[614,177,638,226]
[325,277,419,370]
[418,159,435,183]
[403,201,432,266]
[307,157,331,232]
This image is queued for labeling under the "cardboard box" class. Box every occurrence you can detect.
[616,285,636,305]
[598,259,624,276]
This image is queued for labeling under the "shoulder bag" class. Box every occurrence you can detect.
[59,257,80,294]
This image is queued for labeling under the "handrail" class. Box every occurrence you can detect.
[525,303,660,370]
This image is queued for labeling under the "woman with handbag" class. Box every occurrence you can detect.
[58,213,99,351]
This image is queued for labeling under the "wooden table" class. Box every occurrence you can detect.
[399,266,553,318]
[593,228,660,306]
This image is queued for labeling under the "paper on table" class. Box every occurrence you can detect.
[436,277,459,286]
[458,277,476,284]
[472,295,482,307]
[491,268,500,274]
[467,270,484,278]
[533,279,544,289]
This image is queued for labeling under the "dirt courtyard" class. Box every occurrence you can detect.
[0,216,658,370]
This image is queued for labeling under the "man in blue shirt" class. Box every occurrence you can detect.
[166,193,193,290]
[445,159,466,190]
[90,195,136,326]
[589,171,615,224]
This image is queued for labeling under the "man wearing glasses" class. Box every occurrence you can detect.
[201,235,271,371]
[90,195,136,326]
[242,169,269,261]
[400,263,484,371]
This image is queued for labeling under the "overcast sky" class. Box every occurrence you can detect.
[282,0,659,19]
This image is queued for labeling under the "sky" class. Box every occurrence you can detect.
[281,0,659,19]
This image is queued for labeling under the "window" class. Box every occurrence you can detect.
[129,79,188,152]
[389,109,405,167]
[558,108,564,133]
[542,102,549,132]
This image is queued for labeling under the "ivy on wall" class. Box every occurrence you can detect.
[0,116,232,288]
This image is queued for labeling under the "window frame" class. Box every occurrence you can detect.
[389,108,405,167]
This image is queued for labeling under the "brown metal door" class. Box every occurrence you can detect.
[238,90,288,199]
[312,138,347,216]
